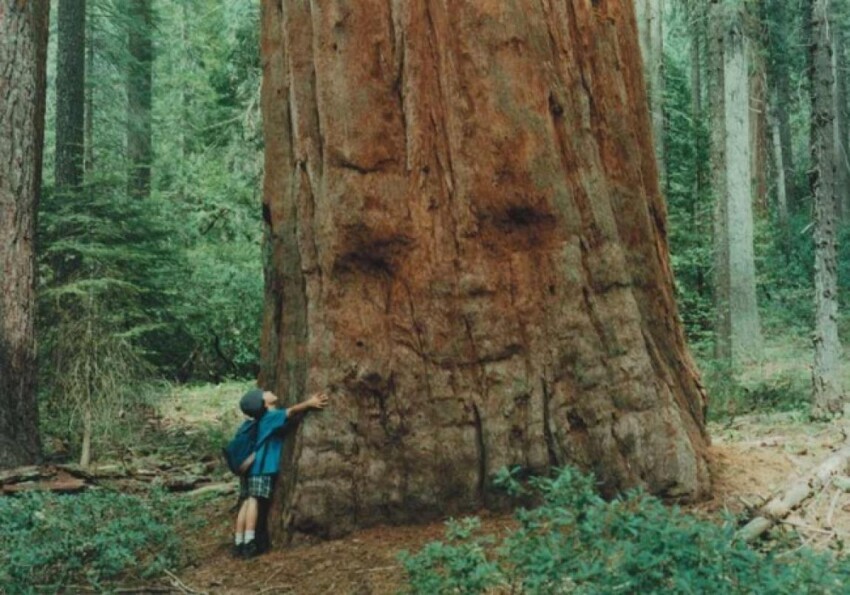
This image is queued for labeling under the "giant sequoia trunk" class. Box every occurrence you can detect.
[260,0,710,541]
[0,0,49,468]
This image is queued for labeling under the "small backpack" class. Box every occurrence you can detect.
[222,418,268,476]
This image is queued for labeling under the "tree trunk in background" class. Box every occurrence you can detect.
[750,45,769,213]
[85,12,94,174]
[690,0,704,213]
[710,2,762,364]
[763,0,799,211]
[55,0,86,194]
[0,0,49,468]
[635,0,666,190]
[810,0,843,417]
[770,100,791,259]
[260,0,710,542]
[834,28,849,221]
[127,0,152,200]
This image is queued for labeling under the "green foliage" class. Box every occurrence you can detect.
[40,0,264,384]
[0,489,189,594]
[401,467,850,594]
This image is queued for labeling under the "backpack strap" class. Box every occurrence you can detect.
[247,411,273,475]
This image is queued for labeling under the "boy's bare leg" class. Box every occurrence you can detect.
[244,497,259,533]
[235,498,250,534]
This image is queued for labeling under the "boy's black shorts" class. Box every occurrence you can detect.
[239,474,275,501]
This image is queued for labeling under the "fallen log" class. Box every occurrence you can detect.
[183,482,235,498]
[737,443,850,542]
[1,470,88,495]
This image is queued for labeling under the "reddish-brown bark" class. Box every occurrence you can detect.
[260,0,710,541]
[0,0,49,468]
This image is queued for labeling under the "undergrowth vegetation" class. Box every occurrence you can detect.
[401,467,850,594]
[0,489,198,594]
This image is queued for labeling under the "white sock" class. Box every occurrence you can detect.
[235,533,245,546]
[245,530,256,543]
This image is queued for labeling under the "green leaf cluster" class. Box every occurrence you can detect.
[401,466,850,594]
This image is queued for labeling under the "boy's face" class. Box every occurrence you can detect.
[262,391,279,409]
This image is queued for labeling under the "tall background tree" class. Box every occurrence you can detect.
[708,0,762,365]
[635,0,667,188]
[127,0,152,199]
[259,0,710,541]
[0,0,50,468]
[55,0,86,196]
[810,0,843,416]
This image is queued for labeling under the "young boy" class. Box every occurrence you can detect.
[233,387,328,558]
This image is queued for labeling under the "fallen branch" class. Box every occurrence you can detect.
[182,482,235,498]
[737,443,850,542]
[163,569,204,595]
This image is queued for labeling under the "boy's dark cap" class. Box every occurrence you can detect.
[240,389,266,418]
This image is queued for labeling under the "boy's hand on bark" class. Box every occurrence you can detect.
[308,392,329,410]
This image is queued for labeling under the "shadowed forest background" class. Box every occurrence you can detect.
[4,0,850,592]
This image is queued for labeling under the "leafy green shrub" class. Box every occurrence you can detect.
[401,467,850,594]
[0,489,189,594]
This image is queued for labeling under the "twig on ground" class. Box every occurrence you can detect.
[355,564,400,574]
[255,585,293,595]
[826,489,842,529]
[163,569,204,594]
[262,566,286,587]
[779,519,835,536]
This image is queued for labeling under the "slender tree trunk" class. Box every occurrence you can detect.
[260,0,710,543]
[0,0,50,469]
[770,100,791,259]
[750,48,769,213]
[635,0,667,189]
[834,28,849,221]
[55,0,86,194]
[690,0,706,296]
[709,1,730,362]
[810,0,843,417]
[763,0,799,211]
[710,2,762,364]
[127,0,152,200]
[85,11,94,174]
[776,81,798,209]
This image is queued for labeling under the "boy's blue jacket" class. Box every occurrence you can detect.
[241,408,289,476]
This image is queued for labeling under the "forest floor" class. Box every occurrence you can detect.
[155,376,850,593]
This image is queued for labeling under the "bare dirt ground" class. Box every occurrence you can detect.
[167,412,850,594]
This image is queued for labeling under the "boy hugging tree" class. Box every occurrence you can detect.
[233,388,329,558]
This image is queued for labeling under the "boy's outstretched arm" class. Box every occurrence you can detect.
[285,392,329,418]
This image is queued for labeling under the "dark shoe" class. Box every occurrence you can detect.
[231,543,245,558]
[242,540,259,559]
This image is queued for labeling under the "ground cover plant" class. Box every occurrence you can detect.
[0,488,193,594]
[401,466,850,594]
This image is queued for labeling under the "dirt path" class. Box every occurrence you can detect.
[173,414,850,594]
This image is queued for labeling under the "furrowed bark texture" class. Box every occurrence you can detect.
[0,0,49,468]
[810,0,843,416]
[260,0,710,541]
